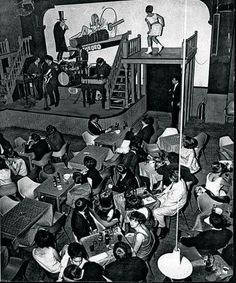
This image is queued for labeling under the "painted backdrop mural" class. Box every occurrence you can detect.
[44,0,211,87]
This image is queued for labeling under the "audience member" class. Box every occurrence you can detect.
[152,168,187,239]
[62,264,83,282]
[221,243,233,267]
[127,210,154,260]
[81,262,107,282]
[135,115,155,143]
[104,241,148,282]
[0,157,13,187]
[180,136,200,174]
[83,156,103,190]
[5,151,27,181]
[71,198,97,242]
[25,133,50,161]
[0,133,13,157]
[112,164,138,194]
[58,242,87,282]
[45,125,65,152]
[32,229,61,274]
[119,142,140,174]
[88,114,111,136]
[180,212,232,255]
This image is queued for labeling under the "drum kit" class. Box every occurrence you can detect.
[58,61,85,87]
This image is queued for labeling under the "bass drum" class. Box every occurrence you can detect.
[58,71,75,86]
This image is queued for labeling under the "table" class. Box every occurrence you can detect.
[139,161,163,191]
[94,128,129,152]
[35,167,75,212]
[80,227,129,266]
[158,134,180,153]
[68,145,114,171]
[1,198,53,248]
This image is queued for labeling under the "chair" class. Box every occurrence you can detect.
[51,143,67,160]
[0,195,19,216]
[1,246,25,282]
[32,152,52,168]
[0,182,17,197]
[219,136,234,148]
[194,132,208,162]
[82,131,98,146]
[224,100,234,123]
[159,127,178,138]
[100,165,115,184]
[14,137,26,148]
[115,140,130,154]
[89,208,119,230]
[166,207,190,231]
[17,176,40,199]
[41,211,70,247]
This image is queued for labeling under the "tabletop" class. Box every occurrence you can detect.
[94,128,129,151]
[1,198,53,247]
[68,145,114,171]
[80,227,129,266]
[139,161,163,191]
[158,134,180,153]
[35,167,75,198]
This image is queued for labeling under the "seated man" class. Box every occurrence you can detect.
[135,115,155,144]
[104,241,148,282]
[180,212,232,255]
[45,125,65,152]
[88,114,111,136]
[71,198,97,242]
[152,168,187,239]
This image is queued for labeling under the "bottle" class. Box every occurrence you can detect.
[53,176,57,187]
[105,231,110,246]
[123,121,126,129]
[212,204,217,214]
[56,172,61,185]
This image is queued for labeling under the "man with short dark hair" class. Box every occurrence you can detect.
[169,76,181,128]
[104,241,148,281]
[27,56,43,100]
[65,44,88,75]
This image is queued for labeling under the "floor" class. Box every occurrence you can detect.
[1,113,234,282]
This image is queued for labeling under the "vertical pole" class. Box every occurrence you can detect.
[137,64,141,99]
[124,63,129,108]
[131,64,135,103]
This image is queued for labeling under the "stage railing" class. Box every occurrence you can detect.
[5,36,32,103]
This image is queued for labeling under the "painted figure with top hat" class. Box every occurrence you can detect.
[53,11,69,62]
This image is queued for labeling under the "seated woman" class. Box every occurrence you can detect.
[66,171,91,208]
[180,136,200,174]
[205,161,232,196]
[111,164,138,194]
[152,168,187,239]
[88,114,111,136]
[5,151,28,182]
[125,195,157,233]
[180,212,232,255]
[84,156,103,191]
[135,115,155,144]
[0,157,16,197]
[58,242,88,282]
[127,211,154,260]
[94,188,120,223]
[32,229,61,276]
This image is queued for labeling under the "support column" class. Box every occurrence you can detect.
[124,63,129,108]
[131,64,135,103]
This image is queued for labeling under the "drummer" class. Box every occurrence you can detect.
[64,43,88,75]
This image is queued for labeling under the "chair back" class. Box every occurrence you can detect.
[219,136,234,148]
[32,152,52,168]
[17,176,40,199]
[0,182,17,197]
[0,196,19,216]
[116,140,130,154]
[89,210,106,231]
[52,143,67,158]
[43,211,66,235]
[194,132,208,159]
[82,131,98,146]
[160,127,178,137]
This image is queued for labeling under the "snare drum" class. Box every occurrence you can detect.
[58,71,75,86]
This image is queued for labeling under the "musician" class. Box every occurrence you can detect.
[27,56,43,100]
[64,44,88,74]
[53,11,69,62]
[88,57,111,105]
[42,55,60,108]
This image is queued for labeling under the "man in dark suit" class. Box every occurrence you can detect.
[88,114,111,136]
[136,115,155,143]
[71,198,97,242]
[65,44,88,75]
[27,56,43,100]
[53,11,68,62]
[169,76,181,128]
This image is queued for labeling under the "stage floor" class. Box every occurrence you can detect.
[6,87,122,118]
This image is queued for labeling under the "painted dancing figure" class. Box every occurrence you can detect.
[145,5,165,55]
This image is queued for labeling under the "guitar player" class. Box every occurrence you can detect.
[27,56,43,100]
[42,55,60,108]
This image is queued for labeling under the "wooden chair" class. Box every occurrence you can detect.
[17,176,40,199]
[1,246,25,282]
[0,195,19,216]
[194,132,209,163]
[82,131,98,146]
